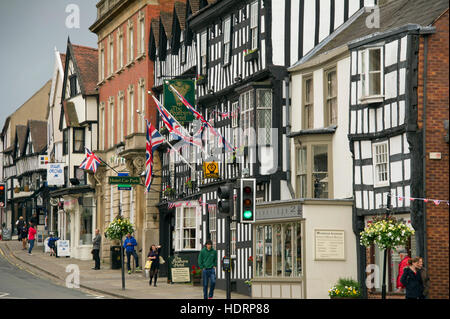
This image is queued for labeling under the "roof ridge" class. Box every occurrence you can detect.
[71,43,98,51]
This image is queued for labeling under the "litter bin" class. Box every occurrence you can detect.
[110,246,122,269]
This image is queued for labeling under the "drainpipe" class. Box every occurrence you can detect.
[285,77,296,199]
[421,33,429,267]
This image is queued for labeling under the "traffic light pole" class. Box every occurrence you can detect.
[225,214,231,300]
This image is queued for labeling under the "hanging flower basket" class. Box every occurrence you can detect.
[105,217,134,241]
[360,215,414,250]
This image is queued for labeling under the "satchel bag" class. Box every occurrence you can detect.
[159,256,165,264]
[145,260,152,269]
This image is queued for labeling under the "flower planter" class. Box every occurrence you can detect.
[192,276,202,286]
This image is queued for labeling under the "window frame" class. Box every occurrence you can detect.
[63,129,69,155]
[72,127,85,154]
[200,30,207,75]
[74,166,87,185]
[324,67,338,127]
[256,88,272,146]
[359,46,384,101]
[223,16,232,66]
[302,75,314,130]
[372,141,390,188]
[175,205,201,251]
[249,1,259,51]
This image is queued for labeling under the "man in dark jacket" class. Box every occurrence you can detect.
[92,229,101,270]
[16,217,25,241]
[198,240,217,299]
[123,233,141,274]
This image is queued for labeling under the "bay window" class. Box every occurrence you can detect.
[255,222,302,278]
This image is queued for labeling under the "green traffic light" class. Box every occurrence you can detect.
[243,210,253,220]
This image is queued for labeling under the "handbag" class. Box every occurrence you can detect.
[159,256,165,264]
[145,260,152,269]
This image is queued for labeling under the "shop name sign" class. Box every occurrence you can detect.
[170,255,190,283]
[203,161,219,179]
[256,201,303,221]
[108,176,141,185]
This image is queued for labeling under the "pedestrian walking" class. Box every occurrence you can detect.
[400,257,424,299]
[20,224,28,250]
[147,244,162,287]
[396,249,410,292]
[198,240,217,300]
[16,216,25,241]
[30,213,38,226]
[418,257,430,298]
[27,222,36,255]
[123,233,141,274]
[92,229,101,270]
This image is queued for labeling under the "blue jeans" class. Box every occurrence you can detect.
[126,250,139,270]
[202,268,216,299]
[28,239,35,253]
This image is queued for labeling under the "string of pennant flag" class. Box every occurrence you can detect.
[395,195,449,206]
[167,195,238,209]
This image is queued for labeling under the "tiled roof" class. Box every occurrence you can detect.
[28,120,47,153]
[71,44,98,96]
[63,100,80,128]
[295,0,449,68]
[174,1,187,30]
[188,0,200,14]
[160,11,173,38]
[15,125,27,157]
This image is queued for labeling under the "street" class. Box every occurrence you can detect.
[0,250,105,299]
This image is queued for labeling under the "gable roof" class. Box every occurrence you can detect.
[290,0,449,70]
[70,44,98,96]
[149,17,160,61]
[27,120,48,154]
[174,1,187,31]
[160,11,174,39]
[14,125,27,158]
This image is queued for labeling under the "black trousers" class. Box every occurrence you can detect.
[93,249,100,269]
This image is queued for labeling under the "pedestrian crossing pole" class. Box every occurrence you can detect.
[381,193,391,299]
[119,195,125,290]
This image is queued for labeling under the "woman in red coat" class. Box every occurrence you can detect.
[396,250,410,291]
[27,222,37,255]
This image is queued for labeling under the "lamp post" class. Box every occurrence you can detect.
[381,193,392,299]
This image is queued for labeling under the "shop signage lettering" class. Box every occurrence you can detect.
[256,203,302,220]
[170,255,190,283]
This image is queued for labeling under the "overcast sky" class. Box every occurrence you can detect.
[0,0,98,129]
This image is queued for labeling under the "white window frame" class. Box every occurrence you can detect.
[223,16,231,65]
[200,31,207,75]
[250,1,259,50]
[325,67,337,126]
[109,97,115,148]
[240,90,254,147]
[256,88,272,145]
[118,28,124,70]
[128,20,134,63]
[100,44,105,81]
[175,205,201,251]
[128,85,134,135]
[100,103,105,150]
[372,141,390,188]
[360,47,384,101]
[208,204,217,250]
[139,12,145,56]
[118,91,124,142]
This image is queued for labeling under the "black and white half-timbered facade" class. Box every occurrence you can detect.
[150,0,378,296]
[346,0,448,296]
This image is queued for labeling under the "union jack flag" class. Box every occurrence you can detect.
[79,147,102,173]
[145,121,164,193]
[167,82,235,151]
[151,93,203,149]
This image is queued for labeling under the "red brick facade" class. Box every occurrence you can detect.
[95,0,177,150]
[417,9,449,299]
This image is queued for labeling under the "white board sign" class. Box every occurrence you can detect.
[314,230,345,261]
[47,163,65,186]
[57,240,70,257]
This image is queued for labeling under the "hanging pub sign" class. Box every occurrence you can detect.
[203,161,219,179]
[163,79,195,123]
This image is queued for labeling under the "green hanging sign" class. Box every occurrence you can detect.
[163,79,195,124]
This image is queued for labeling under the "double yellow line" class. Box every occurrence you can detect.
[0,245,38,277]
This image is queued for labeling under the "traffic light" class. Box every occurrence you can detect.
[217,183,233,217]
[240,178,255,223]
[0,183,6,208]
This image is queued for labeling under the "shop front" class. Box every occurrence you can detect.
[51,186,96,260]
[252,199,356,299]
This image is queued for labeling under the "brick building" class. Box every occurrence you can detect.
[417,9,449,299]
[89,0,176,266]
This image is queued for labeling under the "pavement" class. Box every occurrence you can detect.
[0,240,249,299]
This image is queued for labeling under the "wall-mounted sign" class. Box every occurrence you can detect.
[47,163,65,186]
[39,155,49,169]
[163,80,195,123]
[314,229,345,261]
[203,161,219,179]
[108,176,140,185]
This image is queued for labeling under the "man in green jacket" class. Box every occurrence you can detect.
[198,240,217,299]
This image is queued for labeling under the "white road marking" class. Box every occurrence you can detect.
[0,292,10,298]
[86,293,105,299]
